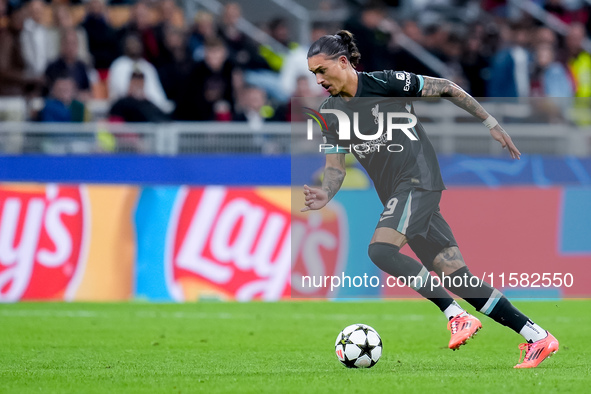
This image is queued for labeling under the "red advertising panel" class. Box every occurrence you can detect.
[291,191,348,298]
[0,184,88,301]
[383,187,590,297]
[166,186,293,301]
[165,186,348,301]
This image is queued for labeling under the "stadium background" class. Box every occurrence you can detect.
[1,0,590,302]
[2,1,591,392]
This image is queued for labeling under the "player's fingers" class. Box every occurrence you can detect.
[300,206,310,212]
[509,141,520,155]
[506,140,520,159]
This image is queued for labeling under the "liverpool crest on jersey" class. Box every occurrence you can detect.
[372,104,379,124]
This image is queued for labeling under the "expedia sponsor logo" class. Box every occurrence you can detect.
[403,71,411,92]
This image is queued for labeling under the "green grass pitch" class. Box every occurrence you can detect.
[1,300,589,393]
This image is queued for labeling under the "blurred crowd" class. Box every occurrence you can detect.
[1,0,591,124]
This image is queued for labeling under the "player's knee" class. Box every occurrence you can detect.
[368,242,400,271]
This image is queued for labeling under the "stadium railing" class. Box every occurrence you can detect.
[1,118,590,156]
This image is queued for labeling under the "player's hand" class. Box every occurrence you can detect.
[490,125,521,160]
[301,184,329,212]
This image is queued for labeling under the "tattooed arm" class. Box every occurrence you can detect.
[301,153,346,212]
[420,76,521,159]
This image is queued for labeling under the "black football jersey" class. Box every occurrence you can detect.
[319,70,446,204]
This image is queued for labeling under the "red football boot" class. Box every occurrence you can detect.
[514,331,559,369]
[447,314,482,350]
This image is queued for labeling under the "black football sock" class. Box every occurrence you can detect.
[368,242,454,312]
[444,267,530,334]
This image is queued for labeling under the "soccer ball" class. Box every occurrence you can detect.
[334,324,382,368]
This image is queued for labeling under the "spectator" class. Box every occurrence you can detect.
[20,0,50,78]
[487,21,533,97]
[531,43,573,98]
[564,23,591,98]
[218,2,267,70]
[0,1,44,96]
[243,17,295,102]
[157,26,193,105]
[47,4,90,65]
[108,33,171,113]
[280,23,328,97]
[259,17,296,72]
[109,70,169,122]
[81,0,119,73]
[390,20,442,77]
[286,75,326,122]
[117,0,159,65]
[401,19,424,45]
[152,0,183,67]
[234,85,276,125]
[45,29,91,101]
[422,23,450,62]
[39,73,87,122]
[189,11,217,62]
[343,0,393,71]
[536,26,558,48]
[175,38,234,121]
[234,85,281,153]
[461,27,490,97]
[0,0,6,28]
[529,42,573,123]
[440,31,470,89]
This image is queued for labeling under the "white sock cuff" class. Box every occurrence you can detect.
[444,301,465,320]
[519,321,548,343]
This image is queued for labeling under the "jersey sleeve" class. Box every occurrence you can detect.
[382,70,425,97]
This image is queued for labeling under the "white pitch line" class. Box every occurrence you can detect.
[0,309,426,321]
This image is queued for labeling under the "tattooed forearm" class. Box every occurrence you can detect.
[421,76,489,121]
[420,76,453,97]
[432,246,467,276]
[322,167,345,200]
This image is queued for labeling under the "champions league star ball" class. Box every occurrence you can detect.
[335,324,382,368]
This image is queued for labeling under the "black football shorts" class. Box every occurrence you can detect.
[375,188,458,270]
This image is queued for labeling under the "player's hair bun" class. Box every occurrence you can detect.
[307,29,361,68]
[335,30,360,67]
[335,30,353,45]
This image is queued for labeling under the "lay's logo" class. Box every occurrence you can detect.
[166,186,292,301]
[164,186,348,301]
[0,185,88,302]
